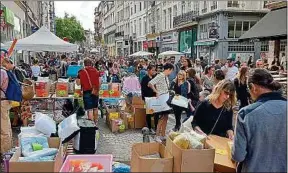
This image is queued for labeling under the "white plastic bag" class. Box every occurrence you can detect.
[35,112,56,136]
[179,116,194,133]
[58,114,80,143]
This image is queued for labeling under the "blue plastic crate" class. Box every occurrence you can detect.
[67,65,82,78]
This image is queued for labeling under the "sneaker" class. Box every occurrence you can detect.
[149,129,156,135]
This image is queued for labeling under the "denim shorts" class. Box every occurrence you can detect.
[83,90,99,110]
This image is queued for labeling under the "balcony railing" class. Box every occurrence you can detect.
[227,1,240,7]
[173,10,199,28]
[202,8,207,13]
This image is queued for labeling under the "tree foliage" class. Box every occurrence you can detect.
[55,12,86,43]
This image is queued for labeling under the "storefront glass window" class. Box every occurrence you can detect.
[242,21,249,33]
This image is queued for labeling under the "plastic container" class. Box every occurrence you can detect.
[60,154,113,172]
[67,65,82,78]
[35,82,50,97]
[56,82,69,97]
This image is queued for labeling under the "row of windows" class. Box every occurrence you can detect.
[280,40,287,52]
[228,42,254,52]
[228,21,257,39]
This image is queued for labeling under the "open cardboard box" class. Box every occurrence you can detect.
[131,143,173,172]
[166,136,215,172]
[205,135,236,172]
[9,137,63,172]
[132,105,146,129]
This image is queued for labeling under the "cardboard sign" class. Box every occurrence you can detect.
[145,94,171,114]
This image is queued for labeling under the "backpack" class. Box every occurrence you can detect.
[1,69,22,102]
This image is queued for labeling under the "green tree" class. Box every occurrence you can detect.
[55,12,86,43]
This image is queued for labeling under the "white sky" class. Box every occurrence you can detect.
[54,1,100,31]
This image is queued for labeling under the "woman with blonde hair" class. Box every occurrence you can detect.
[170,70,191,131]
[234,66,250,109]
[191,80,236,139]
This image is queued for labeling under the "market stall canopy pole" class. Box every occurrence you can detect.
[3,26,78,52]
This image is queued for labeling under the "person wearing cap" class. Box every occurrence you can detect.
[221,57,238,81]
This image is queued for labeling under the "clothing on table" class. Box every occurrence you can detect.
[232,92,287,172]
[234,78,250,109]
[1,100,13,153]
[78,66,100,92]
[191,99,233,137]
[123,75,141,94]
[31,65,41,78]
[1,69,9,98]
[149,73,169,95]
[221,66,238,81]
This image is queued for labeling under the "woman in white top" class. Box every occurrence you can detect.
[31,59,41,81]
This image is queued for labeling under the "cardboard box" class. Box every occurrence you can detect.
[109,119,122,133]
[132,96,145,106]
[132,105,146,129]
[120,112,133,130]
[131,143,173,172]
[9,137,63,172]
[206,135,236,173]
[166,136,215,172]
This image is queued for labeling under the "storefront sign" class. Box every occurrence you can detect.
[173,11,198,28]
[194,41,215,46]
[208,22,219,39]
[4,7,14,26]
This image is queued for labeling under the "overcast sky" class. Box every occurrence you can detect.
[54,1,100,31]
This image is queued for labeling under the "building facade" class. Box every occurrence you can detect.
[95,1,281,62]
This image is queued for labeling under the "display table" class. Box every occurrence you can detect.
[32,94,52,99]
[206,135,236,173]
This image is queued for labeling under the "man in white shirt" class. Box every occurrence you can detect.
[221,58,238,81]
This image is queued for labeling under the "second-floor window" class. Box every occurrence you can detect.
[164,10,167,30]
[181,1,186,15]
[140,2,142,11]
[202,1,207,13]
[173,5,177,18]
[228,20,257,38]
[211,1,217,10]
[139,18,142,35]
[199,24,208,40]
[168,8,172,29]
[227,1,239,8]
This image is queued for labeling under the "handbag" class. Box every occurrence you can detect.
[83,69,98,96]
[208,107,224,135]
[21,79,34,100]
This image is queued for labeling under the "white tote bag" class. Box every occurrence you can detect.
[171,95,189,108]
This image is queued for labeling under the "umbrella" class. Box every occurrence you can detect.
[158,51,184,56]
[129,51,154,57]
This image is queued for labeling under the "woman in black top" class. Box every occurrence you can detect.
[234,66,250,109]
[191,80,236,139]
[181,58,192,71]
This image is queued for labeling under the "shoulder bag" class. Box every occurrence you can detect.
[83,69,99,96]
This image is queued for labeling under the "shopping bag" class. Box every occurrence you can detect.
[171,95,189,108]
[145,93,171,114]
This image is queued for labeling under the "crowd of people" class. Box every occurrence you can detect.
[1,51,287,172]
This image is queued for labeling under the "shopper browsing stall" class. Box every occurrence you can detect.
[141,64,158,135]
[234,66,250,109]
[148,63,174,142]
[191,80,236,139]
[232,69,287,172]
[76,58,100,123]
[0,56,13,154]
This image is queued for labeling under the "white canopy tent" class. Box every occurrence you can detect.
[129,51,154,57]
[1,43,4,47]
[90,48,100,53]
[158,51,184,56]
[3,26,78,52]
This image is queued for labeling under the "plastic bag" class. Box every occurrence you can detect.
[112,162,131,173]
[58,114,80,143]
[35,112,56,136]
[189,130,206,143]
[20,136,49,157]
[173,134,190,149]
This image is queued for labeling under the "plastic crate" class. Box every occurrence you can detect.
[60,154,113,172]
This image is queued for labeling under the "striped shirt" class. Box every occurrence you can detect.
[149,73,169,95]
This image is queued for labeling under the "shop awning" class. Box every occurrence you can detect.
[240,7,287,40]
[194,39,216,46]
